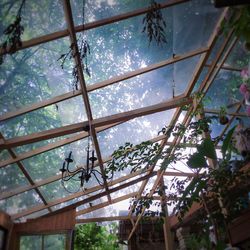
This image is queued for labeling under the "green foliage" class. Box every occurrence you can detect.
[0,0,26,65]
[187,152,207,168]
[187,138,216,169]
[105,141,161,178]
[221,7,250,47]
[221,126,236,160]
[74,223,120,250]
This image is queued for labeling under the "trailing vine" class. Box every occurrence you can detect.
[57,0,91,90]
[0,0,26,65]
[142,0,167,46]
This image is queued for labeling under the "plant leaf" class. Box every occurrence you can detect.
[197,138,216,159]
[187,152,208,169]
[222,125,236,159]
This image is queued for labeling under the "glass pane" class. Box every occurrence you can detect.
[0,150,10,161]
[0,190,42,215]
[0,96,86,139]
[0,37,74,116]
[0,164,29,193]
[225,39,250,68]
[71,0,162,25]
[21,138,88,181]
[98,109,176,158]
[20,235,42,250]
[205,70,242,110]
[44,234,66,250]
[89,56,199,119]
[173,0,221,54]
[0,1,65,42]
[83,8,172,85]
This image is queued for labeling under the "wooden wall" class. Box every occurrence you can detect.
[9,209,76,250]
[0,210,13,250]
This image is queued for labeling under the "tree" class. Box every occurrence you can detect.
[74,223,121,250]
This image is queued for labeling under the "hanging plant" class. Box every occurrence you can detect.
[142,0,167,46]
[57,39,91,91]
[218,106,229,125]
[57,0,91,90]
[0,0,26,65]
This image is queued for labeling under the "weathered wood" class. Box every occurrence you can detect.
[14,209,76,233]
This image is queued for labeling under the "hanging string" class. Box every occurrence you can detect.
[172,53,176,98]
[172,79,175,98]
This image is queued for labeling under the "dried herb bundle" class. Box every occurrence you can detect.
[142,0,167,46]
[0,0,26,65]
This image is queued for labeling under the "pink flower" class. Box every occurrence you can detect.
[241,68,249,79]
[245,91,250,105]
[246,106,250,116]
[239,83,248,94]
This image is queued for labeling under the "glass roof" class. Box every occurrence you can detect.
[0,0,249,223]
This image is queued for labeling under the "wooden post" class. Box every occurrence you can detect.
[160,177,173,250]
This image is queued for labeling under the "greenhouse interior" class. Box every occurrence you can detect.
[0,0,250,249]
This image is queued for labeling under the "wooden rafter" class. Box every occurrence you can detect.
[0,95,191,150]
[0,47,206,123]
[0,0,188,56]
[205,64,241,72]
[0,123,120,169]
[127,10,231,240]
[0,133,51,213]
[204,108,247,118]
[160,177,173,250]
[76,192,138,217]
[62,0,112,203]
[199,36,238,94]
[12,170,157,220]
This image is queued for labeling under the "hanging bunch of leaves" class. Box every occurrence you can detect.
[57,0,91,90]
[142,0,167,46]
[57,38,90,90]
[0,0,26,65]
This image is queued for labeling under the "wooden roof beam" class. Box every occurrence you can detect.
[76,192,138,217]
[0,46,206,123]
[0,95,191,150]
[0,0,188,56]
[0,123,120,169]
[11,170,157,220]
[0,134,51,213]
